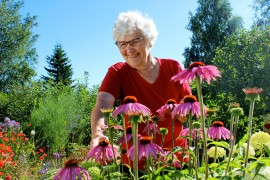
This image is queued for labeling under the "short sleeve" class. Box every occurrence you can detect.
[99,63,124,100]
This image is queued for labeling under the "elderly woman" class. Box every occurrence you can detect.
[90,10,191,167]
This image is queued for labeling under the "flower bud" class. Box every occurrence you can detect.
[230,108,244,116]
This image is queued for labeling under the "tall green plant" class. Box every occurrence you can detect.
[30,87,81,152]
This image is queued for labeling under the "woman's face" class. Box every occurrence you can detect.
[116,32,152,69]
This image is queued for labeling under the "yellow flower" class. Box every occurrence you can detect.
[233,143,255,157]
[250,131,270,151]
[207,146,226,158]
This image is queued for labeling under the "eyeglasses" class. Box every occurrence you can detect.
[115,36,144,49]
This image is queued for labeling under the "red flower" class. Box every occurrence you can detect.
[39,148,44,153]
[6,174,11,180]
[0,160,5,168]
[39,154,47,161]
[3,137,9,142]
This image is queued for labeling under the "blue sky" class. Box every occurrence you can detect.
[21,0,254,87]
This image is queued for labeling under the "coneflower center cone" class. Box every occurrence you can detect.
[212,121,224,127]
[64,159,78,167]
[166,99,177,104]
[183,95,197,103]
[188,61,205,69]
[139,136,153,145]
[98,138,110,147]
[123,96,137,104]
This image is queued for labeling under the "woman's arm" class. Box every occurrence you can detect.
[90,91,115,148]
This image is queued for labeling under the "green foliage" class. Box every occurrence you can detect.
[30,87,75,152]
[87,166,101,179]
[252,0,270,29]
[0,0,38,92]
[214,27,270,116]
[206,27,270,139]
[42,43,73,86]
[183,0,243,67]
[30,84,98,152]
[0,81,45,123]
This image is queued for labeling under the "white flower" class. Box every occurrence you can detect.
[250,131,270,151]
[207,146,226,158]
[233,143,255,157]
[31,130,35,135]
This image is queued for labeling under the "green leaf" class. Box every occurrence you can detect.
[207,141,230,149]
[263,144,270,156]
[247,161,258,171]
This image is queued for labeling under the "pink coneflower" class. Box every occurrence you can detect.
[171,61,221,84]
[112,96,151,117]
[242,87,263,94]
[116,125,133,145]
[156,99,178,118]
[53,159,91,180]
[142,119,160,134]
[208,121,231,140]
[126,136,163,161]
[180,127,203,140]
[172,95,207,119]
[86,137,120,165]
[242,87,263,174]
[242,87,263,101]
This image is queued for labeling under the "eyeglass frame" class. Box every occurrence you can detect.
[115,36,145,49]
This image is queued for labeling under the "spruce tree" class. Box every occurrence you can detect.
[42,43,73,86]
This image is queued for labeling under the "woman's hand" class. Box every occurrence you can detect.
[89,132,108,149]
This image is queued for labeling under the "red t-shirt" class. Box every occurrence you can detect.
[99,57,190,148]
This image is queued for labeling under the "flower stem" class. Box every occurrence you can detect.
[195,130,199,180]
[229,115,235,150]
[122,116,131,166]
[213,145,217,163]
[233,116,239,147]
[131,117,139,180]
[154,121,157,143]
[225,114,237,175]
[195,76,208,179]
[109,127,118,170]
[187,113,192,174]
[172,117,175,162]
[243,99,255,177]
